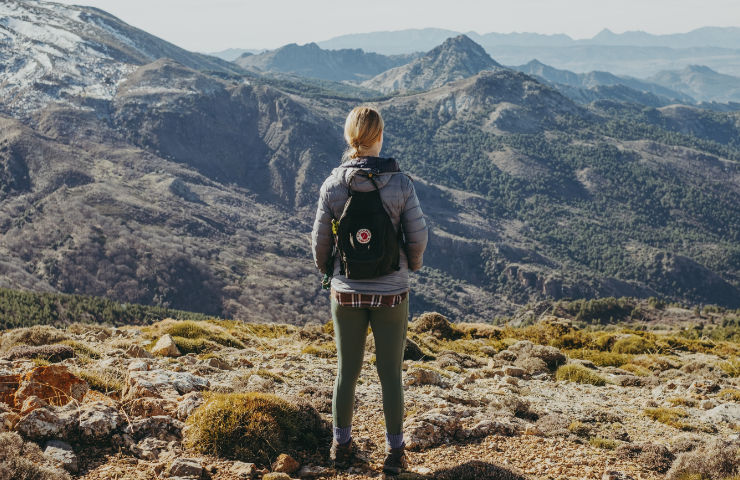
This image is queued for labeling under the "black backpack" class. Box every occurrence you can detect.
[334,171,401,279]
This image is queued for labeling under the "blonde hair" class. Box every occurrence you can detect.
[344,106,384,159]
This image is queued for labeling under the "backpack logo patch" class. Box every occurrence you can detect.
[356,228,371,244]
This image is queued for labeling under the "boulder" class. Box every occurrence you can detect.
[410,312,459,339]
[405,368,445,387]
[125,344,154,359]
[0,411,20,432]
[78,402,123,442]
[702,403,740,424]
[272,453,300,474]
[15,403,78,441]
[127,415,184,441]
[231,461,258,479]
[403,338,426,361]
[502,366,526,377]
[0,373,20,406]
[168,457,203,478]
[19,395,49,415]
[14,365,88,407]
[44,439,79,473]
[131,437,169,460]
[122,370,209,401]
[151,334,181,357]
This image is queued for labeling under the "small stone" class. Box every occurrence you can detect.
[168,457,203,478]
[151,334,181,357]
[405,368,445,386]
[131,437,169,460]
[502,375,519,386]
[204,357,231,370]
[296,465,330,478]
[78,401,124,442]
[700,399,715,410]
[263,473,291,480]
[272,453,300,473]
[502,365,525,377]
[524,424,542,436]
[703,403,740,424]
[128,397,178,417]
[602,470,635,480]
[44,439,78,473]
[246,374,275,392]
[19,395,49,415]
[231,461,258,478]
[177,392,205,420]
[128,359,150,371]
[125,344,154,359]
[0,411,20,432]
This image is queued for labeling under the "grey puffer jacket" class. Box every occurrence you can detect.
[311,157,428,295]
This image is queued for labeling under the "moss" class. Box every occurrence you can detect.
[612,334,660,354]
[592,332,618,351]
[301,342,336,358]
[164,320,245,349]
[589,436,618,449]
[171,336,218,354]
[555,364,608,386]
[718,388,740,402]
[619,363,652,376]
[184,392,326,464]
[668,397,698,408]
[718,358,740,377]
[59,339,101,359]
[631,354,682,372]
[564,348,632,367]
[644,407,693,430]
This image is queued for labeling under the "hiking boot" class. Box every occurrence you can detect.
[382,443,408,475]
[330,438,354,468]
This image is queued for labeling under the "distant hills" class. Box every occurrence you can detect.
[648,65,740,103]
[362,35,502,94]
[0,0,739,322]
[234,42,418,82]
[317,27,740,77]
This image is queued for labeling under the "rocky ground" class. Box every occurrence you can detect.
[0,314,738,480]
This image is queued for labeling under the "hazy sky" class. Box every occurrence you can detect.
[55,0,740,52]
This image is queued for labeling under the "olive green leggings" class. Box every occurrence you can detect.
[331,296,409,434]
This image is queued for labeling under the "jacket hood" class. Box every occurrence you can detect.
[331,156,402,192]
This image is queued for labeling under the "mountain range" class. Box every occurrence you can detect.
[0,0,738,324]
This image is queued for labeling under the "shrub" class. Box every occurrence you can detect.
[171,336,218,354]
[619,363,652,376]
[184,392,327,464]
[666,438,740,480]
[165,321,245,349]
[555,364,608,386]
[0,432,71,480]
[632,354,682,372]
[589,436,618,449]
[75,367,125,396]
[668,397,698,408]
[410,312,461,340]
[718,388,740,402]
[60,339,101,359]
[612,335,659,354]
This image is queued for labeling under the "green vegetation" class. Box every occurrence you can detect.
[555,364,608,386]
[0,287,209,330]
[643,407,692,430]
[184,392,326,465]
[75,368,125,396]
[301,342,336,358]
[611,334,661,354]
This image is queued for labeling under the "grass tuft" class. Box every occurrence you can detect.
[555,364,608,386]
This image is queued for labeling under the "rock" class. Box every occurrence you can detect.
[131,437,169,460]
[128,359,150,371]
[297,465,331,478]
[231,461,258,478]
[502,366,525,377]
[128,397,178,417]
[123,370,209,401]
[403,338,426,361]
[514,356,548,375]
[410,312,459,339]
[272,453,300,473]
[602,471,635,480]
[19,395,49,415]
[168,457,203,478]
[494,350,518,363]
[263,473,291,480]
[44,439,78,473]
[14,365,88,407]
[246,374,275,392]
[569,358,598,370]
[509,341,566,370]
[405,368,445,387]
[613,375,644,387]
[125,344,154,359]
[702,403,740,424]
[501,375,519,386]
[15,403,78,441]
[127,415,184,441]
[78,401,123,442]
[0,373,20,406]
[404,408,465,450]
[204,357,231,370]
[436,351,481,368]
[176,392,204,421]
[3,344,75,363]
[0,411,20,432]
[151,335,181,357]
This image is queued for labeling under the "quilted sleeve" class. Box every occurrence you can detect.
[311,180,334,274]
[400,176,428,271]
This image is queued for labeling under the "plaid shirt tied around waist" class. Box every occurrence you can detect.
[330,288,407,308]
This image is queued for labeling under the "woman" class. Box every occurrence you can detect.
[311,106,428,475]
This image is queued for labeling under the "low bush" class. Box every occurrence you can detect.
[184,392,327,464]
[589,436,619,449]
[0,432,71,480]
[719,358,740,377]
[301,342,336,358]
[564,348,632,367]
[666,438,740,480]
[165,321,245,349]
[555,364,608,386]
[0,325,70,353]
[410,312,462,340]
[612,334,660,354]
[644,407,692,430]
[619,363,652,376]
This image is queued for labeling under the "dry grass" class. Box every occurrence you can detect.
[301,342,336,358]
[644,407,693,430]
[0,432,71,480]
[718,358,740,377]
[563,348,632,367]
